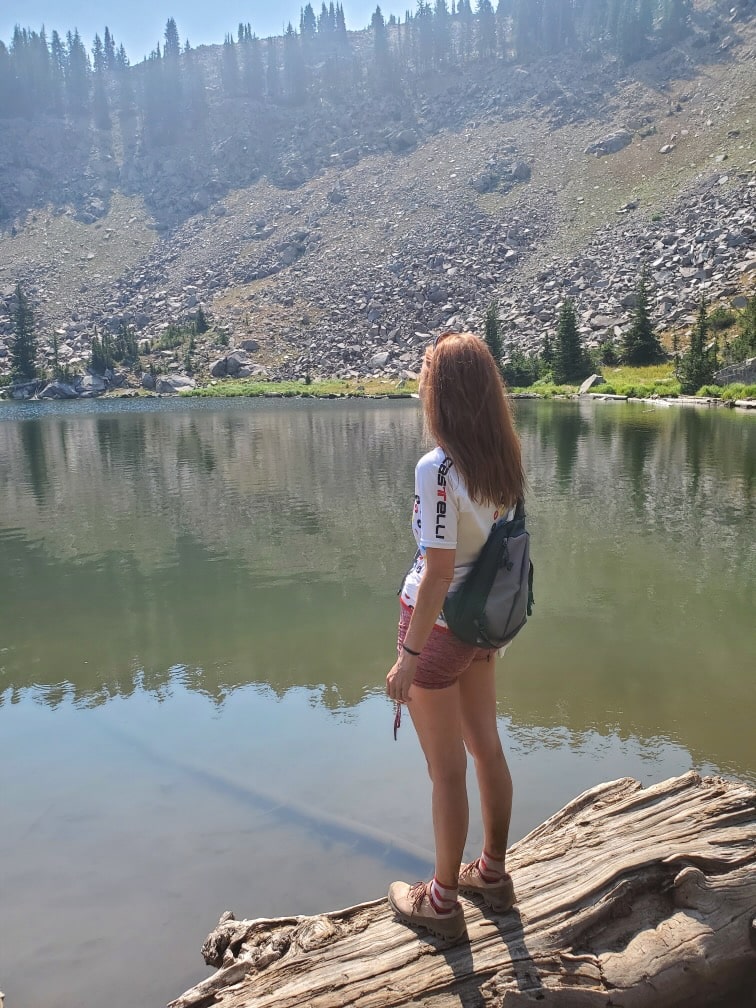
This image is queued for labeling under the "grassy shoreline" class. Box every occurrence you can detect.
[177,365,755,404]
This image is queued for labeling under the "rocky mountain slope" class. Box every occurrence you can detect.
[0,2,754,387]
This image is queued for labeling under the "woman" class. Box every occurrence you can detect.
[386,331,525,942]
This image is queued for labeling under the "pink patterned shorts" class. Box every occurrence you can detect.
[397,601,496,691]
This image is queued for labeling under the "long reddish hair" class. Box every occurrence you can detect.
[421,332,525,506]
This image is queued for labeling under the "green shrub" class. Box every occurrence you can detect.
[707,307,736,331]
[720,383,756,401]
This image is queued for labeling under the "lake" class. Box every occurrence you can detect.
[0,396,753,1008]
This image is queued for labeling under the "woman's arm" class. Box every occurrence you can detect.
[386,546,456,705]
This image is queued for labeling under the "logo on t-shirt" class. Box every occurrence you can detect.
[435,457,453,540]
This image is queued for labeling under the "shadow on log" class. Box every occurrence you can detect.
[170,772,756,1008]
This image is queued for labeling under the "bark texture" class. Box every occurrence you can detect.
[170,772,756,1008]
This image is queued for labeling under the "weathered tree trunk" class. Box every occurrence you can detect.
[170,772,756,1008]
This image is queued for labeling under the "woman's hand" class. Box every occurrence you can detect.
[386,653,416,705]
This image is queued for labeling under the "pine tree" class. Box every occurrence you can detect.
[678,296,715,394]
[554,298,586,384]
[477,0,497,59]
[92,34,111,130]
[372,6,392,81]
[195,306,209,333]
[283,23,306,103]
[10,283,39,382]
[483,301,505,377]
[65,29,90,116]
[434,0,451,65]
[622,268,666,364]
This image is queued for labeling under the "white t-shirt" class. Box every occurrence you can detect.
[400,446,513,627]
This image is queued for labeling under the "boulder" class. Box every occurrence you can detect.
[579,374,605,395]
[511,160,532,182]
[210,358,228,378]
[369,351,391,369]
[226,351,251,376]
[141,373,156,390]
[390,130,418,153]
[155,374,196,393]
[584,130,633,156]
[40,381,79,399]
[76,373,108,395]
[239,339,260,353]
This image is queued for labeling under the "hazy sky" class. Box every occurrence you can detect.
[1,1,406,62]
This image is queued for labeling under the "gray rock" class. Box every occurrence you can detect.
[370,351,391,369]
[210,358,228,377]
[713,357,756,386]
[511,160,532,182]
[141,373,156,390]
[9,380,44,399]
[585,130,633,156]
[470,172,499,194]
[391,129,418,152]
[240,338,260,353]
[225,351,251,375]
[76,373,108,394]
[40,381,79,399]
[155,374,196,393]
[579,374,604,395]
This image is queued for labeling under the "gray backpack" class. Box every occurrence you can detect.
[442,498,534,649]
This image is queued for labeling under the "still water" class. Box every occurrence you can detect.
[0,397,753,1008]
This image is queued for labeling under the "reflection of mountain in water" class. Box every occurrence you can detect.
[0,398,754,780]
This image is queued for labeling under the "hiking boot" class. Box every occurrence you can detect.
[458,860,516,912]
[387,880,466,941]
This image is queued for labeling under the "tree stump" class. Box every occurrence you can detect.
[169,772,756,1008]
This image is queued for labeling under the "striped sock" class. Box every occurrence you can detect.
[429,877,458,915]
[479,850,506,882]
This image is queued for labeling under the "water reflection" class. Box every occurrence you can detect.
[0,397,754,781]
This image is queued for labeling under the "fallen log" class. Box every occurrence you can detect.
[170,772,756,1008]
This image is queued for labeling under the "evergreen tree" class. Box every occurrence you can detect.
[622,268,665,364]
[91,34,111,129]
[434,0,451,65]
[483,301,505,377]
[242,33,265,97]
[512,0,539,59]
[103,26,116,68]
[49,31,66,114]
[661,0,692,44]
[10,283,38,382]
[283,23,306,103]
[554,298,586,383]
[113,43,135,119]
[477,0,497,59]
[729,295,756,363]
[221,34,240,94]
[678,296,716,394]
[265,39,281,99]
[415,1,434,71]
[541,331,553,370]
[195,306,209,333]
[301,3,318,38]
[457,0,475,61]
[65,29,90,116]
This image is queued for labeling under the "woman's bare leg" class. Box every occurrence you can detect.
[459,657,512,863]
[407,682,468,888]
